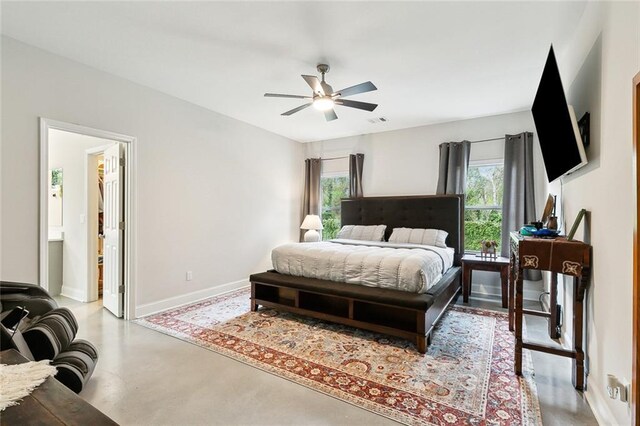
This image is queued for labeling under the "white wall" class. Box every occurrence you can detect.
[0,37,303,315]
[549,2,639,424]
[48,129,113,300]
[306,111,548,299]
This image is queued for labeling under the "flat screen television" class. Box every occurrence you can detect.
[532,46,587,182]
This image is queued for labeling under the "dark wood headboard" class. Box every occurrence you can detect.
[341,195,464,265]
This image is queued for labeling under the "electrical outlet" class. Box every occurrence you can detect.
[607,374,629,403]
[621,379,630,405]
[186,271,193,281]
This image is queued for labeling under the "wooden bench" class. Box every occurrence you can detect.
[250,267,461,353]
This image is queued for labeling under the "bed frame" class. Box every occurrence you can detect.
[249,195,464,353]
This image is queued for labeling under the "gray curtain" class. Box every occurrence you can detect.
[301,158,322,241]
[436,141,471,194]
[348,153,364,198]
[501,132,541,280]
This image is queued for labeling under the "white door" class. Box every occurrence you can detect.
[103,143,124,317]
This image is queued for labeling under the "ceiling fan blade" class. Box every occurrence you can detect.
[281,103,312,116]
[335,99,378,112]
[324,108,338,122]
[264,93,311,99]
[334,81,377,98]
[302,75,325,96]
[321,81,333,96]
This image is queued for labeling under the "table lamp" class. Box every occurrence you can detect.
[300,215,323,242]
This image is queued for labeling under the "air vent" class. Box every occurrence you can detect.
[367,117,388,124]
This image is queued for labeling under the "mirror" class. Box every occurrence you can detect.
[49,168,63,227]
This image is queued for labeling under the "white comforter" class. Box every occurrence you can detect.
[271,239,455,293]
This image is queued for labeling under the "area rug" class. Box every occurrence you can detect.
[137,288,542,425]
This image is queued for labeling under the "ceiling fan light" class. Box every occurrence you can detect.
[313,97,334,111]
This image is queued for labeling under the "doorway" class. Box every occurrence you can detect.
[39,119,137,319]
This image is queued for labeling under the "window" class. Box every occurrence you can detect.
[321,175,349,240]
[465,161,504,252]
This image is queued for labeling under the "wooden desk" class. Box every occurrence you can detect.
[462,254,510,308]
[509,232,591,390]
[0,349,117,426]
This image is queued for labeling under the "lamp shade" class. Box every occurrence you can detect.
[300,214,323,230]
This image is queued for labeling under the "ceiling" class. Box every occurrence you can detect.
[1,1,587,143]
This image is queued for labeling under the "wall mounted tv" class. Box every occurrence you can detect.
[532,46,587,182]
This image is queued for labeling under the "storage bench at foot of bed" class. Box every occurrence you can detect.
[249,267,461,353]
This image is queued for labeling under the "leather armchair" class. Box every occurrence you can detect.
[0,281,58,318]
[0,281,99,393]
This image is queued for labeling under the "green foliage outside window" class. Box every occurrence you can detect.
[465,209,502,252]
[465,164,504,252]
[321,176,349,240]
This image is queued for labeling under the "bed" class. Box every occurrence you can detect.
[249,195,463,353]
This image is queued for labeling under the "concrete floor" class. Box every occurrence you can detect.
[58,293,598,425]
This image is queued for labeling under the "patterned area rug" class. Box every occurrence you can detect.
[137,288,542,425]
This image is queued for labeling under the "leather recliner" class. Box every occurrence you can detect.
[0,281,99,393]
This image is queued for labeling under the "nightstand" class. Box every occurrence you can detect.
[461,254,510,307]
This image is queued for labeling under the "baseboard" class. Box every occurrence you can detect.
[60,285,85,302]
[135,279,249,318]
[584,376,619,425]
[472,280,544,302]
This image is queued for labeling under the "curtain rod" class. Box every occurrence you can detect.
[468,137,505,144]
[320,155,349,161]
[469,132,532,144]
[319,136,520,157]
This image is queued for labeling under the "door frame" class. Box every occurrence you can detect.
[39,118,138,320]
[632,71,639,425]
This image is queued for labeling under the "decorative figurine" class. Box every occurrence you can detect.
[480,240,498,259]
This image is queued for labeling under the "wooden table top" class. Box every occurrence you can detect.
[0,349,118,426]
[461,254,510,265]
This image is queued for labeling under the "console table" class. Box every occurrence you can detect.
[509,232,591,390]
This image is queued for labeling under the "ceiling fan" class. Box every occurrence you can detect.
[264,64,378,122]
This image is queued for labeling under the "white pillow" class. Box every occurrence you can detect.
[336,225,386,242]
[389,227,449,248]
